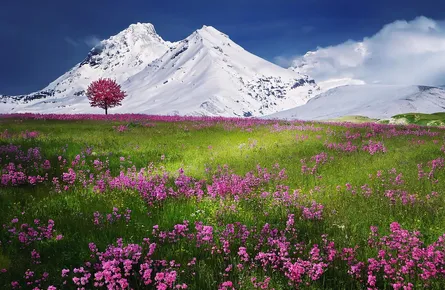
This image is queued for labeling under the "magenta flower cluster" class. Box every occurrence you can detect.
[93,208,132,226]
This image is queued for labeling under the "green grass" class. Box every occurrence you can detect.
[327,115,379,123]
[392,112,445,126]
[328,112,445,126]
[1,118,445,289]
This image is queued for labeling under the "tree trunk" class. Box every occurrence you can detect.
[105,107,108,115]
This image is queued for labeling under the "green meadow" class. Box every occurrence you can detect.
[1,116,445,289]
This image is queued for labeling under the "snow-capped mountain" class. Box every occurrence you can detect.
[53,23,176,91]
[1,23,174,108]
[267,84,445,120]
[1,24,318,117]
[120,25,318,116]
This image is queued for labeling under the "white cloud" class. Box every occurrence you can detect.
[273,55,297,67]
[289,16,445,86]
[65,35,102,48]
[84,35,101,48]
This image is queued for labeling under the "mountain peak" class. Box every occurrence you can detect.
[101,21,171,52]
[200,25,216,30]
[76,22,168,70]
[125,22,157,35]
[93,22,160,46]
[196,25,229,39]
[110,22,161,43]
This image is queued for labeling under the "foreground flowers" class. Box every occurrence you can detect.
[2,114,445,289]
[5,219,445,289]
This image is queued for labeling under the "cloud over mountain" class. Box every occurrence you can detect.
[291,16,445,86]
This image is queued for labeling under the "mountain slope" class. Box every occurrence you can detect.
[1,25,318,117]
[1,23,174,112]
[266,84,445,120]
[49,23,175,92]
[119,25,318,116]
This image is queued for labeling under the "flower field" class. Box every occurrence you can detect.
[1,113,445,289]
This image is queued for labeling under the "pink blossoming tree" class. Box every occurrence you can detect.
[86,78,126,115]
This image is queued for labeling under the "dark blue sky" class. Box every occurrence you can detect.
[1,0,444,95]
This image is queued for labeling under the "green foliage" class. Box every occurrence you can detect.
[392,112,445,126]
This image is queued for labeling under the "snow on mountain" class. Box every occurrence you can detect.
[266,84,445,120]
[1,23,174,112]
[58,22,175,86]
[316,78,366,92]
[119,25,318,116]
[1,24,318,117]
